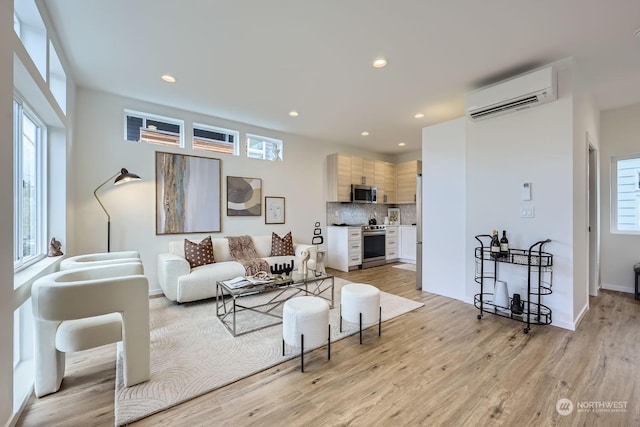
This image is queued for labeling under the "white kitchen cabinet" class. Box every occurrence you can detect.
[327,226,362,272]
[385,225,399,261]
[399,225,417,262]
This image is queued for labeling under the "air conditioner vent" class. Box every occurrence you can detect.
[466,67,557,121]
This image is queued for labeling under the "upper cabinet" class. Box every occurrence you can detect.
[326,154,410,204]
[396,160,422,204]
[327,153,352,202]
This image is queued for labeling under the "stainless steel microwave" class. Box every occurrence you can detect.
[351,184,377,203]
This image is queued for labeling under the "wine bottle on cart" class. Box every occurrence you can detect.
[490,230,500,259]
[500,230,509,260]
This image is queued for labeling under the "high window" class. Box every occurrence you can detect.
[246,134,283,161]
[611,154,640,233]
[13,98,46,271]
[193,123,239,155]
[125,110,183,147]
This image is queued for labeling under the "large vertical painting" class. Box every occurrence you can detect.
[156,152,221,234]
[227,176,262,216]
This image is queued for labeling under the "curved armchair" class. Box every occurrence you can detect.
[31,262,150,397]
[60,250,141,271]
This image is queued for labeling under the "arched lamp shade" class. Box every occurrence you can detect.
[114,168,141,186]
[94,168,142,252]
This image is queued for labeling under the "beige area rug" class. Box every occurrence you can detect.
[114,278,423,426]
[392,263,417,272]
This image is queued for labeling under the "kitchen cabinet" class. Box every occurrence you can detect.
[351,156,374,186]
[396,160,422,203]
[327,153,352,202]
[384,162,397,204]
[399,225,416,262]
[327,226,362,272]
[385,225,399,261]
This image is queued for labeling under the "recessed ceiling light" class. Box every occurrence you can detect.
[148,125,157,130]
[161,74,176,83]
[361,131,370,136]
[372,58,387,68]
[398,142,406,147]
[289,111,299,117]
[414,113,425,119]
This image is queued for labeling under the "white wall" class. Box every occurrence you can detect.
[571,65,600,323]
[600,103,640,293]
[1,0,14,422]
[72,88,382,294]
[422,117,466,300]
[422,63,585,330]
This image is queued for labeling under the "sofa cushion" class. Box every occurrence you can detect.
[184,236,215,268]
[227,235,258,260]
[271,232,294,256]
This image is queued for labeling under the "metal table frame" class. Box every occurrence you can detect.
[216,274,334,337]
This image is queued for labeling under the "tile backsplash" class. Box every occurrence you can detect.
[326,202,416,226]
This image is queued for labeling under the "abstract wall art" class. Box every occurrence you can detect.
[156,152,221,234]
[227,176,262,216]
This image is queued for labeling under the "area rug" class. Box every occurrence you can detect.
[392,263,417,272]
[114,278,423,426]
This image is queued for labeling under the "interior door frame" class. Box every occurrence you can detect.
[587,132,600,297]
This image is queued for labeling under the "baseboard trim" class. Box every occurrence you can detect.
[6,384,34,427]
[601,283,634,294]
[573,303,589,329]
[149,288,164,297]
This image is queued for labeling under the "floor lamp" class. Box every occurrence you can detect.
[93,168,141,252]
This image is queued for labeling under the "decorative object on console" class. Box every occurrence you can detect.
[511,293,524,315]
[312,221,323,245]
[298,249,310,276]
[387,208,400,225]
[493,280,509,314]
[47,238,63,257]
[184,236,215,268]
[271,232,294,256]
[265,196,285,224]
[94,167,141,252]
[270,261,294,277]
[156,152,221,235]
[227,176,262,216]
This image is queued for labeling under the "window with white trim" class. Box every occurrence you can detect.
[193,123,239,155]
[14,98,47,271]
[125,110,184,147]
[246,134,283,161]
[611,154,640,233]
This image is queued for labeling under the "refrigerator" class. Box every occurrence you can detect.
[416,173,422,290]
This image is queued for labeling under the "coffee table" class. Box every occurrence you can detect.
[216,271,334,336]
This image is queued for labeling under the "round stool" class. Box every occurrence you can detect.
[282,296,331,372]
[340,283,381,344]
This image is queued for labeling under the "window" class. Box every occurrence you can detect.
[125,110,183,147]
[612,154,640,233]
[193,123,239,155]
[246,134,283,161]
[14,98,46,270]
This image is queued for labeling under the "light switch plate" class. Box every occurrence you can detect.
[522,182,532,201]
[520,207,535,218]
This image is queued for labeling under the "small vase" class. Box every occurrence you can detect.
[494,280,509,312]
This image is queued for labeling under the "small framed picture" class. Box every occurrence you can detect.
[388,208,400,225]
[265,196,285,224]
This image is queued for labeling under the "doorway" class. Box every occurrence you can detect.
[587,136,600,297]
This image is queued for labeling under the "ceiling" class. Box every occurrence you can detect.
[42,0,640,155]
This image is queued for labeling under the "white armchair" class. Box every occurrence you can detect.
[60,250,141,271]
[31,262,150,397]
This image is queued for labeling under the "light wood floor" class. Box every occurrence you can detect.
[18,264,640,426]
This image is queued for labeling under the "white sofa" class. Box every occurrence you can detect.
[157,235,317,303]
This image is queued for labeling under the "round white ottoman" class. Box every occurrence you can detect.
[340,283,381,344]
[282,296,331,372]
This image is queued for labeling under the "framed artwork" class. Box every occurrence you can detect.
[265,196,285,224]
[156,152,221,234]
[388,208,400,225]
[227,176,262,216]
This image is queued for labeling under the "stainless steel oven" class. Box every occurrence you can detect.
[362,226,386,268]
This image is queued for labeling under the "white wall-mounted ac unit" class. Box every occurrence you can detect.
[466,66,557,121]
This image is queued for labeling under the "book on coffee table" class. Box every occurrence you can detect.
[222,276,272,289]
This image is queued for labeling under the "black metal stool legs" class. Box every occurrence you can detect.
[328,325,331,360]
[300,334,304,372]
[379,306,382,336]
